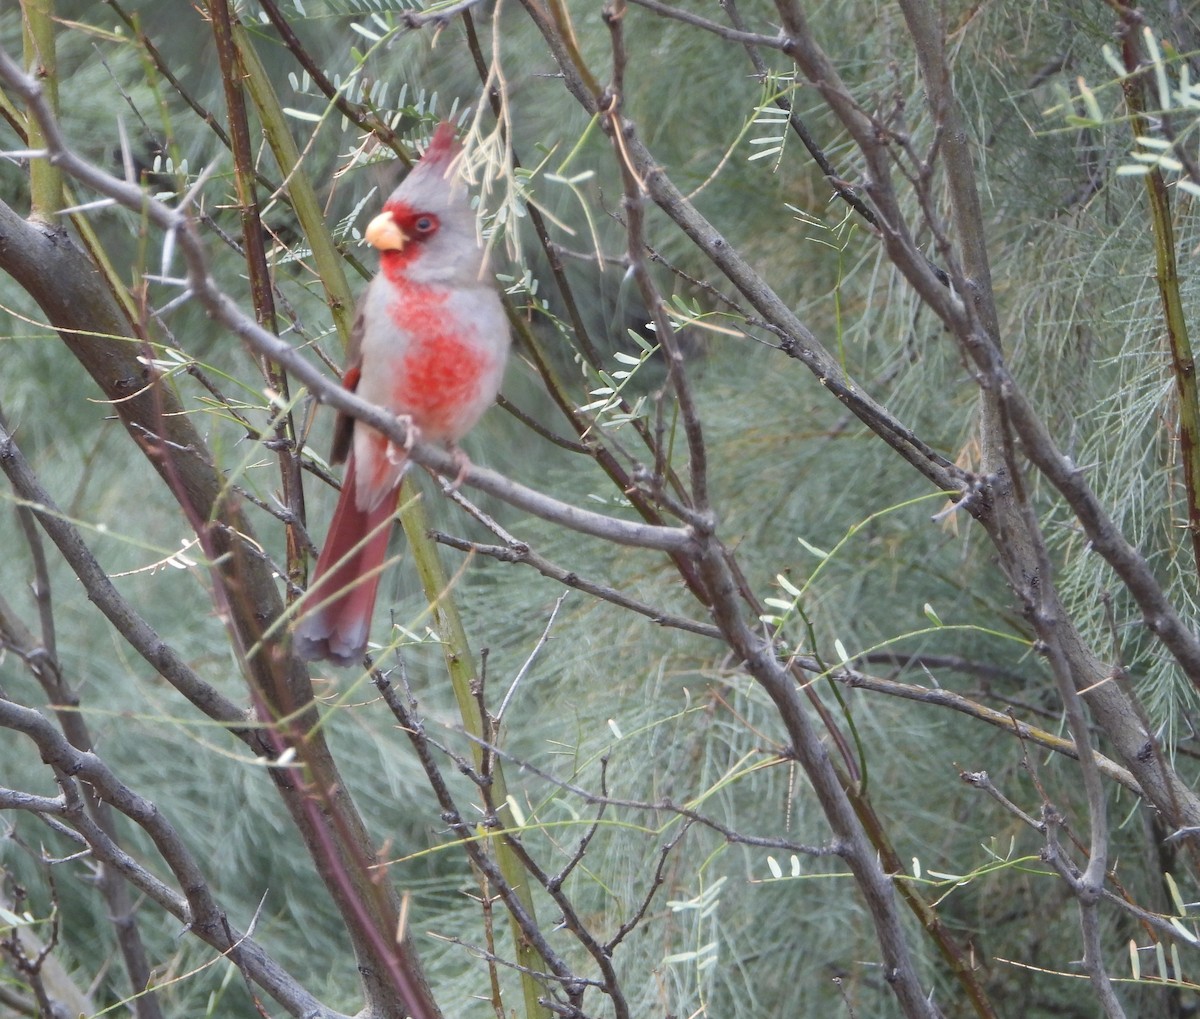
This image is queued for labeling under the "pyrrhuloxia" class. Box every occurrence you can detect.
[294,122,510,665]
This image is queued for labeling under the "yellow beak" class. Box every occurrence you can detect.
[364,211,407,251]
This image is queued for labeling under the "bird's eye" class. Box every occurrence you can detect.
[413,215,437,235]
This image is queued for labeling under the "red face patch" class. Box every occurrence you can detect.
[377,203,440,275]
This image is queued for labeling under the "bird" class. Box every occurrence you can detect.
[293,122,511,666]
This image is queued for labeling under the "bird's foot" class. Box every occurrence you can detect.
[386,416,419,465]
[447,446,473,490]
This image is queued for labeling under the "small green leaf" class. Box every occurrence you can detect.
[1166,871,1185,915]
[748,146,783,162]
[776,573,802,597]
[1169,916,1199,944]
[1143,27,1171,111]
[797,536,829,559]
[0,907,29,928]
[1076,77,1104,125]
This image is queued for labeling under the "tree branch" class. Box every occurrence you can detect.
[0,701,351,1019]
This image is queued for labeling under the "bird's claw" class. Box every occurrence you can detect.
[447,447,472,490]
[386,416,419,465]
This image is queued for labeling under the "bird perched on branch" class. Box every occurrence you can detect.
[294,122,510,665]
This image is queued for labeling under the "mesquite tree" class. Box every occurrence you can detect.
[2,2,1199,1017]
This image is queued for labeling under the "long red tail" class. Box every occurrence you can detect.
[294,457,399,665]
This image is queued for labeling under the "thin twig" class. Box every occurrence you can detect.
[0,51,694,558]
[496,592,567,725]
[0,700,350,1019]
[429,528,721,640]
[0,420,257,736]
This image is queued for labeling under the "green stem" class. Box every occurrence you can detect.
[230,19,357,344]
[399,483,553,1019]
[1146,171,1200,574]
[20,0,61,220]
[208,0,309,596]
[1120,22,1200,577]
[220,13,441,1018]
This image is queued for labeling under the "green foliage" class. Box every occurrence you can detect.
[5,2,1200,1018]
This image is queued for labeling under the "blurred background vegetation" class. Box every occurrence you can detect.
[2,1,1200,1017]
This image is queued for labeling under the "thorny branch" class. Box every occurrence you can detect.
[0,419,257,736]
[505,3,1200,1016]
[0,49,693,559]
[371,670,588,1014]
[7,3,1200,1016]
[0,699,350,1019]
[753,0,1200,819]
[2,506,164,1019]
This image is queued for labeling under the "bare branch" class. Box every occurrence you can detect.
[0,420,255,734]
[0,700,351,1019]
[838,665,1142,795]
[0,48,693,559]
